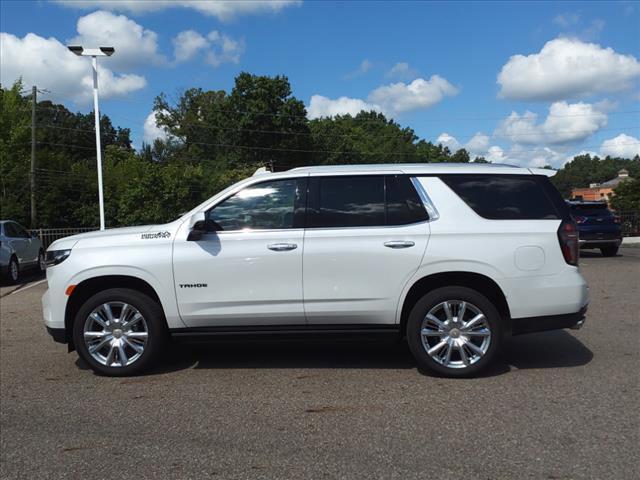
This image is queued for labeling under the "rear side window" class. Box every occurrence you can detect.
[310,176,385,228]
[386,175,429,225]
[307,175,428,228]
[441,175,560,220]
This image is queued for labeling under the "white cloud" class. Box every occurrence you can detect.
[172,30,209,63]
[465,133,490,155]
[497,37,640,101]
[345,59,373,79]
[69,10,165,69]
[486,145,509,163]
[386,62,418,81]
[54,1,301,21]
[368,76,458,116]
[205,31,244,67]
[143,111,169,144]
[494,101,608,145]
[553,12,580,27]
[435,132,493,159]
[308,74,457,119]
[436,133,459,151]
[172,30,244,67]
[0,32,146,103]
[307,95,381,119]
[600,134,640,158]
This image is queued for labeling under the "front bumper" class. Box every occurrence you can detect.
[46,326,67,344]
[511,305,588,335]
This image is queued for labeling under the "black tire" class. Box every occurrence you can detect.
[6,256,19,284]
[37,249,45,273]
[73,288,167,376]
[600,246,619,257]
[406,286,502,377]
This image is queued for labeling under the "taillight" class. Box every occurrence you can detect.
[558,220,579,266]
[573,215,587,224]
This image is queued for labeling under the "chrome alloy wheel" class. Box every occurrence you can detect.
[420,300,491,369]
[83,302,148,368]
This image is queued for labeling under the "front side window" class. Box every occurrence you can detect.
[208,178,306,231]
[4,223,18,238]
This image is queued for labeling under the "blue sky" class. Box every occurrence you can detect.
[1,0,639,167]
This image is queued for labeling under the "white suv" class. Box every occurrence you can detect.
[42,164,589,377]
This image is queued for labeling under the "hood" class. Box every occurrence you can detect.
[48,224,158,251]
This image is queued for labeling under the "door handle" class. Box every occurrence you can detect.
[384,240,415,249]
[267,243,298,252]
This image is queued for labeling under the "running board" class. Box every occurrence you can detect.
[169,324,400,341]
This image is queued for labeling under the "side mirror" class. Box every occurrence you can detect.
[187,212,221,241]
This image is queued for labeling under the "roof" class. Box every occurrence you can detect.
[600,177,628,187]
[285,163,553,176]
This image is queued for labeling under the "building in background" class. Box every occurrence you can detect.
[571,169,632,204]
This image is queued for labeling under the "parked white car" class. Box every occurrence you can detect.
[42,163,588,377]
[1,220,44,283]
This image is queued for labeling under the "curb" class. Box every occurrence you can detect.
[622,237,640,245]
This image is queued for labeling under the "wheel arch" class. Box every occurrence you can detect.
[64,275,164,351]
[398,271,511,337]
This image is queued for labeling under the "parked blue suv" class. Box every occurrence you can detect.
[567,201,622,257]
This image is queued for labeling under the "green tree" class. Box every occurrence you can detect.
[0,80,31,224]
[610,178,640,211]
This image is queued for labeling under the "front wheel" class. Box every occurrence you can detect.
[38,250,45,273]
[73,288,167,376]
[7,256,19,284]
[406,286,502,377]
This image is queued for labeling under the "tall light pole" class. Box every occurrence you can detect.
[67,46,115,230]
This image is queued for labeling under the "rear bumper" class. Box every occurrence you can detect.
[579,238,621,249]
[511,306,587,335]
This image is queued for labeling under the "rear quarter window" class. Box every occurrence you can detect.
[441,175,561,220]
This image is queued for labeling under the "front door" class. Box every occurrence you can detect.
[173,177,307,327]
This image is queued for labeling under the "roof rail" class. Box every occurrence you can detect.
[253,166,270,176]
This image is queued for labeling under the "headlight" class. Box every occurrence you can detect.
[44,249,71,268]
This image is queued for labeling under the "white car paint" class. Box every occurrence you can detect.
[42,163,588,336]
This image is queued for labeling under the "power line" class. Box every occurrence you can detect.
[23,138,640,158]
[28,103,640,123]
[30,118,640,143]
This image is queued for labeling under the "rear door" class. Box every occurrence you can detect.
[302,174,430,325]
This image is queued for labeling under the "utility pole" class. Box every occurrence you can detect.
[30,85,36,228]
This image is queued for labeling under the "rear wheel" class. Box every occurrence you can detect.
[73,288,167,376]
[406,286,502,377]
[600,246,619,257]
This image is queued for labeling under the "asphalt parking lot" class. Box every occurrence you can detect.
[1,249,639,480]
